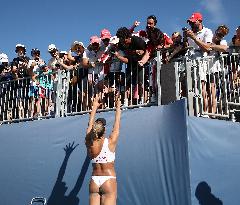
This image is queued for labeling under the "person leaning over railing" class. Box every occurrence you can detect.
[84,36,106,108]
[102,36,125,108]
[138,27,173,103]
[115,27,147,106]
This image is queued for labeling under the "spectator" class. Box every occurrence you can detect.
[185,12,213,114]
[47,44,60,71]
[102,36,125,108]
[68,41,88,68]
[115,27,147,105]
[231,26,240,47]
[0,53,12,82]
[47,44,72,71]
[207,25,229,115]
[167,31,188,62]
[130,15,173,51]
[100,29,112,48]
[11,44,30,79]
[11,44,31,119]
[28,48,46,118]
[67,41,89,112]
[85,36,105,93]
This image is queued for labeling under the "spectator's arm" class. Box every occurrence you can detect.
[82,57,90,68]
[138,49,150,66]
[164,33,173,48]
[186,30,211,52]
[57,59,74,70]
[129,20,140,33]
[114,51,128,64]
[67,50,75,62]
[209,44,228,53]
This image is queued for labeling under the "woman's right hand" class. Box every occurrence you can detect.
[92,94,101,109]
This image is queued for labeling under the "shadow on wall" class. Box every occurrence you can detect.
[47,142,90,205]
[195,181,223,205]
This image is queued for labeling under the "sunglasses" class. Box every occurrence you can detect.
[102,38,110,42]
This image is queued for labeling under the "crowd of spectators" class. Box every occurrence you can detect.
[0,12,240,120]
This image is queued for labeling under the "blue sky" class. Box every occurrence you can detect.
[1,0,239,61]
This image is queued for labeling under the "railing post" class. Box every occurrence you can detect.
[55,70,62,117]
[55,70,70,117]
[156,51,162,106]
[185,56,195,116]
[174,61,180,101]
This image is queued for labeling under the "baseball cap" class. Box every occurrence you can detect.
[16,44,26,49]
[15,44,26,53]
[95,118,106,126]
[48,44,57,52]
[71,41,86,49]
[100,29,111,40]
[109,36,119,44]
[90,36,100,44]
[188,12,203,23]
[0,53,9,64]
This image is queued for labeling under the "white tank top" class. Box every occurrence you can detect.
[91,138,115,163]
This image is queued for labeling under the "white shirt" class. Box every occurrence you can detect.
[188,27,213,57]
[209,39,228,73]
[85,47,105,74]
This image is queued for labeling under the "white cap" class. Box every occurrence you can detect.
[109,36,119,44]
[16,44,26,49]
[48,44,57,52]
[71,41,86,49]
[0,53,9,64]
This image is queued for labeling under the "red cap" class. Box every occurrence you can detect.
[100,29,111,40]
[90,36,100,44]
[188,12,203,22]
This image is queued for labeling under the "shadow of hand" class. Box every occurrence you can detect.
[64,141,79,157]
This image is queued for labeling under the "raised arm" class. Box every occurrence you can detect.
[86,95,101,137]
[109,97,121,149]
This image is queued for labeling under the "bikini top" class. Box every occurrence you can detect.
[91,138,115,163]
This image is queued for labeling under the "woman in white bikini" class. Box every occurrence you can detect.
[85,95,121,205]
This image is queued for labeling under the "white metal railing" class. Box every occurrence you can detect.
[1,49,240,123]
[158,48,240,120]
[0,60,155,123]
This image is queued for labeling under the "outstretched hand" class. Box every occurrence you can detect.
[92,94,102,109]
[133,20,140,28]
[115,95,121,109]
[64,141,79,156]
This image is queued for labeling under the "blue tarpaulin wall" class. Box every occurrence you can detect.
[188,117,240,205]
[0,99,240,205]
[0,100,190,205]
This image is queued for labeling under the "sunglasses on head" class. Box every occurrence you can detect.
[215,31,225,38]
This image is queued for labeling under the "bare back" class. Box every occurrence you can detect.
[85,136,116,176]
